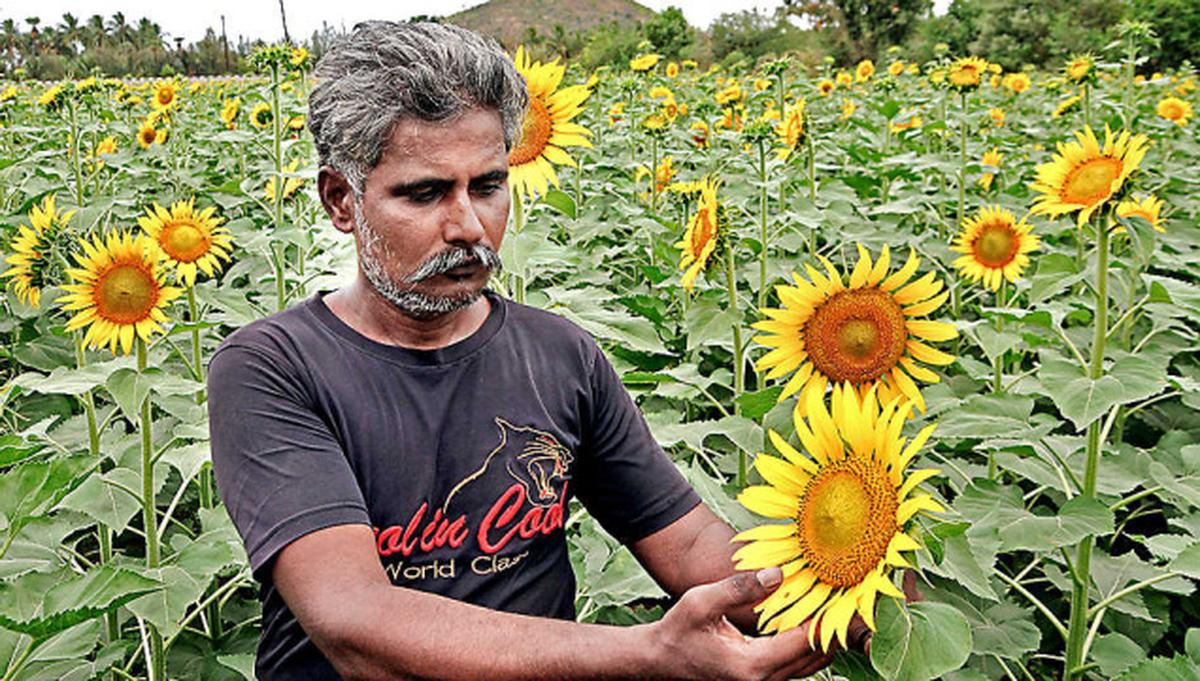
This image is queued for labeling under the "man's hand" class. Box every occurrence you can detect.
[645,567,835,681]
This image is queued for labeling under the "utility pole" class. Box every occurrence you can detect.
[278,0,291,43]
[221,14,229,71]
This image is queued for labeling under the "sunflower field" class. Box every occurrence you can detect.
[1,24,1199,681]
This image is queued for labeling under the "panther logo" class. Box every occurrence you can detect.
[442,417,574,512]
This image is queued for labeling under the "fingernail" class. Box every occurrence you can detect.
[756,567,782,589]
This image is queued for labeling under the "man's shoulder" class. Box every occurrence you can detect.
[212,295,324,364]
[499,296,602,365]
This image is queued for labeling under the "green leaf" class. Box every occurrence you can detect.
[870,600,972,681]
[0,566,161,640]
[217,654,257,680]
[999,495,1114,552]
[57,471,142,535]
[970,602,1041,659]
[935,534,999,601]
[735,386,783,420]
[540,189,577,219]
[1169,542,1200,579]
[933,394,1037,440]
[0,455,92,539]
[126,566,205,639]
[13,356,134,396]
[1029,253,1085,304]
[104,368,151,423]
[1092,632,1146,678]
[1039,356,1166,430]
[1115,656,1200,681]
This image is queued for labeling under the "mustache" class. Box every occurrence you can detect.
[404,244,503,283]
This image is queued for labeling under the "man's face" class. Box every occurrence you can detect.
[349,107,509,319]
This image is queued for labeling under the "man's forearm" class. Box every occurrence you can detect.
[315,582,661,681]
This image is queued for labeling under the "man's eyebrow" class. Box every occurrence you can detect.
[471,169,509,184]
[389,177,451,195]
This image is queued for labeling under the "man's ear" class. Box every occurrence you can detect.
[318,167,356,234]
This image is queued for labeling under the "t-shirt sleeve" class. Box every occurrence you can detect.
[572,342,701,544]
[207,342,370,580]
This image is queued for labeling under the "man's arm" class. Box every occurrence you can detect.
[274,523,833,681]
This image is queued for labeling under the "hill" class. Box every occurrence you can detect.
[446,0,656,49]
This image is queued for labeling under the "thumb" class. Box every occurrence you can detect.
[687,568,783,619]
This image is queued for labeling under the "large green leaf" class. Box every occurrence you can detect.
[0,566,161,640]
[871,600,972,681]
[1038,356,1167,430]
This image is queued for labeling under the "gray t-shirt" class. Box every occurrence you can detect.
[207,290,701,680]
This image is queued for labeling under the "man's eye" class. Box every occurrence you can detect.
[473,183,502,196]
[409,189,441,203]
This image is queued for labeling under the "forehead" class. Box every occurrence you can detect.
[374,108,507,177]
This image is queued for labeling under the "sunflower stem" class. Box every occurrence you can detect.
[757,138,769,312]
[76,336,119,656]
[957,92,968,233]
[1062,217,1109,681]
[68,98,85,206]
[1082,82,1091,131]
[992,280,1006,393]
[269,61,287,312]
[136,338,166,681]
[649,133,658,216]
[805,132,817,257]
[511,188,526,305]
[186,287,205,393]
[724,244,745,487]
[881,115,893,203]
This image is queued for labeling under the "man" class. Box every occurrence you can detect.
[208,21,854,680]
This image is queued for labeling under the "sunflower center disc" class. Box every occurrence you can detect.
[96,264,157,324]
[1063,157,1122,206]
[158,91,171,106]
[798,458,899,587]
[975,224,1017,267]
[508,99,553,166]
[690,206,716,254]
[163,222,208,262]
[140,129,156,145]
[805,288,908,384]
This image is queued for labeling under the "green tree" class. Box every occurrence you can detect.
[783,0,932,62]
[642,6,692,59]
[1131,0,1199,70]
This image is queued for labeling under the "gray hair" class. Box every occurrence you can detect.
[308,21,527,192]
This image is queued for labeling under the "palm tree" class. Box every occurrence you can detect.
[58,13,82,55]
[86,14,106,48]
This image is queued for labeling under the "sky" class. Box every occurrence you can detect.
[0,1,794,44]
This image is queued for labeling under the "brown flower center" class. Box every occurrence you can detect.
[161,221,209,263]
[973,222,1019,268]
[804,288,908,384]
[508,99,552,166]
[95,264,158,324]
[1063,157,1122,207]
[797,456,898,587]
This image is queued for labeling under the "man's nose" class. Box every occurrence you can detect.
[442,187,487,245]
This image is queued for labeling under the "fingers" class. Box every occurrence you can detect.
[759,621,836,681]
[685,568,783,621]
[903,570,925,603]
[846,614,872,655]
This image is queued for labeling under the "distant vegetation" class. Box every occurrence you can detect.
[1,0,1196,80]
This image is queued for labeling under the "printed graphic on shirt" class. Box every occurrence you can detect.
[373,417,573,584]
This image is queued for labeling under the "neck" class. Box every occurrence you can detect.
[324,274,491,350]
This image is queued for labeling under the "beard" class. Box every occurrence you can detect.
[353,202,503,320]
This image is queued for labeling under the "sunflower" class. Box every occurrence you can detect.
[716,83,743,105]
[1030,125,1150,226]
[1052,94,1081,118]
[754,245,956,415]
[817,79,835,96]
[978,147,1003,190]
[266,159,306,204]
[137,199,233,287]
[38,84,65,111]
[666,61,679,78]
[220,98,239,129]
[58,231,182,355]
[289,46,310,68]
[690,120,710,148]
[250,102,273,129]
[676,178,720,292]
[1156,96,1193,127]
[1064,54,1095,83]
[1004,72,1032,94]
[776,100,806,161]
[1116,194,1165,233]
[887,61,905,77]
[840,99,857,120]
[835,71,852,87]
[946,56,989,91]
[654,155,675,193]
[733,385,943,650]
[507,45,593,199]
[152,80,178,111]
[951,206,1039,290]
[629,53,660,71]
[136,120,165,149]
[855,59,875,83]
[889,114,922,134]
[2,195,75,307]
